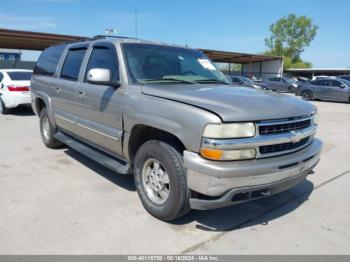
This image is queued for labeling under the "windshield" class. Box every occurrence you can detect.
[123,43,230,84]
[341,79,350,86]
[7,71,32,81]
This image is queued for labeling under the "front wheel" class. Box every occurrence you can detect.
[134,140,190,221]
[39,107,62,148]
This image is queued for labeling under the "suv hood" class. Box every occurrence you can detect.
[141,84,316,122]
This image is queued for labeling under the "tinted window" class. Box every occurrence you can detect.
[329,80,338,87]
[269,77,279,81]
[231,77,240,83]
[311,80,322,85]
[34,45,65,76]
[7,71,32,81]
[85,46,119,81]
[61,48,87,81]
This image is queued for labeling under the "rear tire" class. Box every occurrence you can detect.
[301,90,313,100]
[288,86,295,93]
[134,140,190,221]
[39,107,62,148]
[0,97,9,114]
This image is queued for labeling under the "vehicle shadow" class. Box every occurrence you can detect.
[63,147,313,232]
[173,179,314,232]
[63,149,136,192]
[4,105,35,116]
[313,99,349,104]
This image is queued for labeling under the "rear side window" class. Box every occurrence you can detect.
[311,80,322,85]
[7,71,32,81]
[34,45,65,76]
[60,48,87,81]
[85,46,119,81]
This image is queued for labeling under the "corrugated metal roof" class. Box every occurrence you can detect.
[0,28,283,64]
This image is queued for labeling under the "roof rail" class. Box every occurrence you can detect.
[92,35,137,40]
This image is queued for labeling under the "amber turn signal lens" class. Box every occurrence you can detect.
[200,148,223,160]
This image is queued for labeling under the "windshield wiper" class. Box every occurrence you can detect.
[141,77,195,84]
[194,79,230,85]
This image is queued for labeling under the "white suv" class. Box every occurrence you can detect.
[0,69,32,114]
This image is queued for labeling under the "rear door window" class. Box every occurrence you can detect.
[34,45,65,76]
[60,48,87,81]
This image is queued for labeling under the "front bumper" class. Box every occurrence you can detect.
[184,139,322,210]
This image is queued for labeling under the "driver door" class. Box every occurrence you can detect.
[74,43,124,156]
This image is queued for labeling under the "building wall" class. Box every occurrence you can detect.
[242,59,283,79]
[0,60,35,70]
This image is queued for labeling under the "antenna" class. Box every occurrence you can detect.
[134,5,138,39]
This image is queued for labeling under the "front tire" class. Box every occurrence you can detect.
[0,97,9,114]
[39,107,62,148]
[134,140,190,221]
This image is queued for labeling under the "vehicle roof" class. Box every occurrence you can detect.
[62,37,197,51]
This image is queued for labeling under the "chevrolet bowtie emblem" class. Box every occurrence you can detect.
[290,131,303,143]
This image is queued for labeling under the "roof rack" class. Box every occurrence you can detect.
[92,35,137,40]
[54,35,137,47]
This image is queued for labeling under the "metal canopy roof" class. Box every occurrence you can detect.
[0,28,84,51]
[0,28,282,64]
[199,48,282,64]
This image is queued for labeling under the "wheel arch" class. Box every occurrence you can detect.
[34,92,56,128]
[126,124,186,165]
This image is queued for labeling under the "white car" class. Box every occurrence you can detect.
[0,69,33,114]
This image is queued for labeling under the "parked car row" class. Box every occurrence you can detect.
[228,76,298,93]
[227,74,350,103]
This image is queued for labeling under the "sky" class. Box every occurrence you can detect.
[0,0,349,68]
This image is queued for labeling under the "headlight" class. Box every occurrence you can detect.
[203,123,256,138]
[200,148,256,161]
[313,112,319,126]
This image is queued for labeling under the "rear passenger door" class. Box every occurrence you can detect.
[74,43,124,156]
[310,80,325,99]
[53,46,87,134]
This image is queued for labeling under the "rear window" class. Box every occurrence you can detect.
[7,71,32,81]
[34,45,65,76]
[60,48,87,81]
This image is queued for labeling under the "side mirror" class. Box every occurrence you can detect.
[87,68,120,87]
[0,83,3,89]
[339,84,346,89]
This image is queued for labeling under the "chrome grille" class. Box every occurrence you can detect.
[259,137,310,155]
[259,119,311,135]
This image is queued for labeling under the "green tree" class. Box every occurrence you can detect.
[264,14,318,69]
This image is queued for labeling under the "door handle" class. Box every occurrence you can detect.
[77,91,85,98]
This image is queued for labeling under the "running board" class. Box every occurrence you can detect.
[55,131,132,175]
